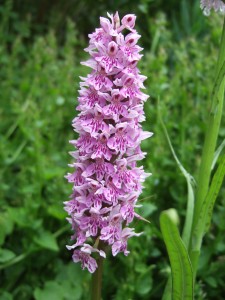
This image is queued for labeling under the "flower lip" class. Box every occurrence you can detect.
[121,14,136,29]
[108,41,118,55]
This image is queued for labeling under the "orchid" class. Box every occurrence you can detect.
[64,12,152,273]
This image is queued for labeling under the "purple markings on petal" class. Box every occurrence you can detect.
[121,14,136,30]
[72,250,98,273]
[65,12,152,273]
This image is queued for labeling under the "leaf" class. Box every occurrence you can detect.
[34,279,82,300]
[47,205,67,220]
[34,231,59,252]
[55,262,84,300]
[195,154,225,237]
[158,104,195,248]
[211,59,225,115]
[212,138,225,170]
[0,292,13,300]
[160,209,194,300]
[0,212,14,246]
[141,202,157,218]
[34,281,64,300]
[135,268,153,296]
[0,249,16,263]
[57,280,82,300]
[7,207,28,228]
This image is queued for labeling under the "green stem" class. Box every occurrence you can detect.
[91,242,105,300]
[53,224,70,238]
[192,18,225,229]
[91,257,104,300]
[190,18,225,278]
[0,252,30,270]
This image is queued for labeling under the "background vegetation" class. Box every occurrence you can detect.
[0,0,225,299]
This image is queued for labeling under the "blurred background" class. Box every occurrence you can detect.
[0,0,225,299]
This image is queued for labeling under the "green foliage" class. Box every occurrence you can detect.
[158,102,195,249]
[0,0,225,299]
[160,209,193,300]
[193,154,225,250]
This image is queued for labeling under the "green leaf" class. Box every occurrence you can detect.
[135,267,154,296]
[158,105,195,248]
[0,212,14,246]
[57,280,82,300]
[0,249,16,263]
[34,281,64,300]
[7,207,28,228]
[160,209,194,300]
[195,154,225,237]
[34,231,59,252]
[55,262,85,300]
[47,205,67,220]
[211,59,225,115]
[212,138,225,170]
[0,292,13,300]
[141,202,157,218]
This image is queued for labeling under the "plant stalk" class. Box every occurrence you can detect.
[91,257,104,300]
[192,18,225,230]
[190,17,225,279]
[91,242,105,300]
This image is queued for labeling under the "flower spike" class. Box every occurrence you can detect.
[65,12,152,273]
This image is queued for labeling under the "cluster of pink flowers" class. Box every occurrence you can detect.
[64,12,152,273]
[200,0,225,15]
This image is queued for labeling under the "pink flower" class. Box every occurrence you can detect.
[200,0,225,15]
[65,12,152,273]
[121,14,136,31]
[72,244,106,273]
[112,228,142,256]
